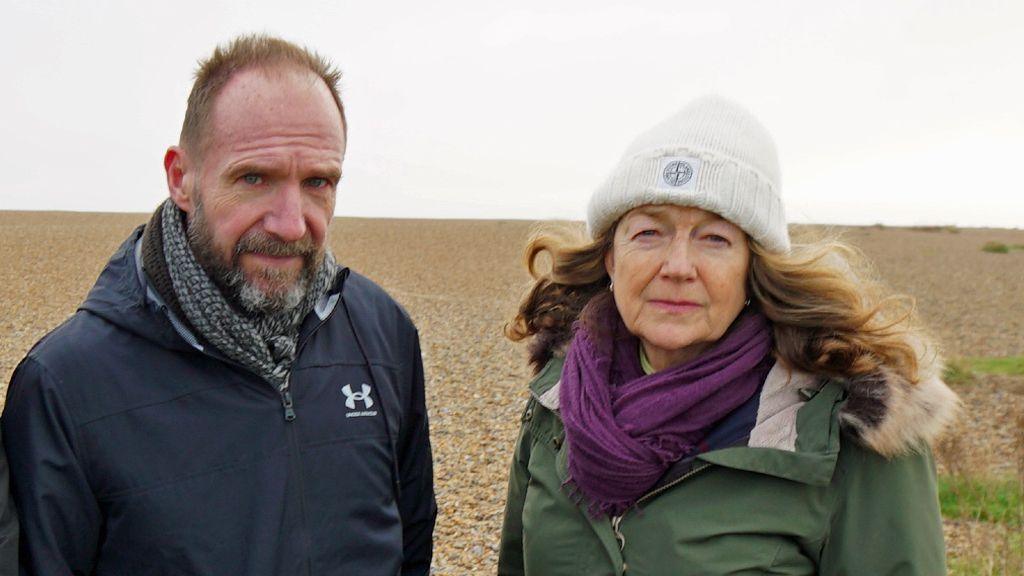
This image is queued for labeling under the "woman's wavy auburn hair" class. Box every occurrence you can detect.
[505,221,932,384]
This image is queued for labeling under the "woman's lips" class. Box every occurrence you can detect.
[648,299,701,313]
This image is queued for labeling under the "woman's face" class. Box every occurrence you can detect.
[605,205,751,371]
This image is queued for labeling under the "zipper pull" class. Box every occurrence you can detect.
[279,377,296,421]
[611,515,626,551]
[281,390,296,421]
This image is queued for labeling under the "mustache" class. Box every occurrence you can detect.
[233,230,317,258]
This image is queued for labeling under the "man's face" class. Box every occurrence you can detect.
[186,190,320,314]
[168,66,346,314]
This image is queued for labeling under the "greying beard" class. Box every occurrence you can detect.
[232,264,307,315]
[185,194,322,316]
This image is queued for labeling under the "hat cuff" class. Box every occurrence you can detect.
[587,151,790,253]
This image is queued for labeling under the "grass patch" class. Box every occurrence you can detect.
[944,359,976,384]
[961,356,1024,377]
[912,224,960,233]
[982,241,1010,253]
[946,356,1024,382]
[940,476,1022,526]
[950,544,1024,576]
[967,356,1024,376]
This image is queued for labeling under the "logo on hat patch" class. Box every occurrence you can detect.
[663,161,693,186]
[657,156,701,191]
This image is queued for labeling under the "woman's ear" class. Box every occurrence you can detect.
[604,248,615,280]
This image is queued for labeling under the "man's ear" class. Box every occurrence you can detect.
[164,146,195,213]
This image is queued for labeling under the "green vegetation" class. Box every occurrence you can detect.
[940,476,1022,526]
[948,356,1024,381]
[966,356,1024,376]
[912,224,960,233]
[943,359,976,385]
[949,546,1024,576]
[939,471,1024,573]
[982,241,1024,254]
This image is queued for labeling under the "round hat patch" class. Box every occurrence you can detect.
[663,160,694,187]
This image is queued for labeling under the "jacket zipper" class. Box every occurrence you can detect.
[279,377,296,421]
[634,462,711,508]
[285,395,314,576]
[273,294,340,421]
[167,317,329,422]
[609,463,712,558]
[280,295,341,576]
[160,279,346,575]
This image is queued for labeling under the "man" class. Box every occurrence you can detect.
[2,34,435,575]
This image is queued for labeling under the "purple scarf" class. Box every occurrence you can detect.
[560,302,773,516]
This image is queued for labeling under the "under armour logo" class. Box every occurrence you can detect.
[341,384,374,410]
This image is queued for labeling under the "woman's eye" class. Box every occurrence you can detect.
[633,229,658,239]
[704,233,730,245]
[242,174,263,185]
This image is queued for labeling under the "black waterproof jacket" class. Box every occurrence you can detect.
[2,228,436,575]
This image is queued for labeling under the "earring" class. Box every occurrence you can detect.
[744,298,751,307]
[609,280,614,292]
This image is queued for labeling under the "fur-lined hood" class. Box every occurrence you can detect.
[832,357,960,458]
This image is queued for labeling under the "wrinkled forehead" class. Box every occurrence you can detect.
[202,65,346,152]
[617,204,735,229]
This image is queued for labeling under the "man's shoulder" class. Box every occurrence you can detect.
[340,270,416,330]
[9,298,177,418]
[21,308,120,374]
[6,310,126,423]
[27,225,158,372]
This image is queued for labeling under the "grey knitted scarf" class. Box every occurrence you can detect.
[158,199,337,390]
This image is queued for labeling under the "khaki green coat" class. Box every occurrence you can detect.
[499,356,956,575]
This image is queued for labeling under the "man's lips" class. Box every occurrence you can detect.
[243,252,302,267]
[648,299,701,312]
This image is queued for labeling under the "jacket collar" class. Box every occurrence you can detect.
[530,351,959,486]
[80,225,350,355]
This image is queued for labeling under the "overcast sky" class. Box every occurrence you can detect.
[2,0,1022,227]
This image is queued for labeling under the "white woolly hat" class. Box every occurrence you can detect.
[587,96,789,252]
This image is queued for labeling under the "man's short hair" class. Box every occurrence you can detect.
[180,33,346,154]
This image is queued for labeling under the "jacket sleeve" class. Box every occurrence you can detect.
[2,356,102,576]
[398,332,436,576]
[497,399,534,576]
[819,439,946,575]
[0,429,18,576]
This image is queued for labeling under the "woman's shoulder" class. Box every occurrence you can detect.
[777,359,961,459]
[834,364,960,458]
[527,355,565,413]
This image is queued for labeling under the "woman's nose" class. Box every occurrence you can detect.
[659,239,697,279]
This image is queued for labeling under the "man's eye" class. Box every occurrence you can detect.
[305,177,331,189]
[242,174,263,185]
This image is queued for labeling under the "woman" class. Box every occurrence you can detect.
[498,96,959,575]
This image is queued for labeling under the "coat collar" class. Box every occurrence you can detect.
[80,226,351,356]
[530,350,959,485]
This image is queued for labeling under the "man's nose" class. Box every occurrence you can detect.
[660,238,698,279]
[263,184,307,242]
